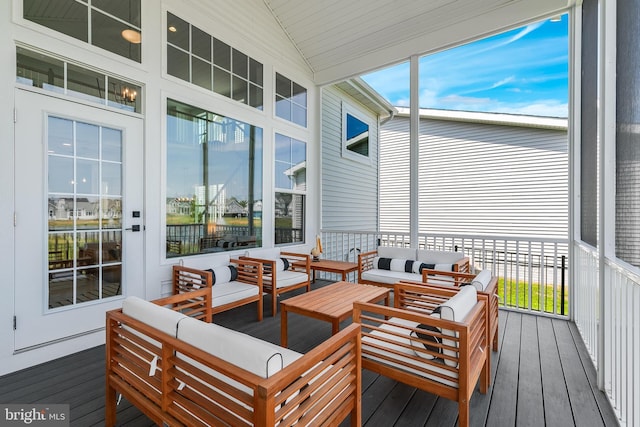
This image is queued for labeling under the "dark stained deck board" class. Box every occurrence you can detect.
[537,316,575,426]
[515,314,545,427]
[486,311,521,426]
[568,321,620,427]
[553,318,608,427]
[0,280,619,427]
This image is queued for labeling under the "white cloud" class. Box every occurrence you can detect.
[490,76,515,89]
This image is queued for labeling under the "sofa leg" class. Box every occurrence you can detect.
[105,383,116,427]
[272,292,278,317]
[458,399,470,427]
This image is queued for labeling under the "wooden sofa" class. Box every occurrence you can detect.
[106,290,362,426]
[173,254,264,321]
[358,246,470,288]
[353,282,489,427]
[417,268,500,351]
[242,248,311,317]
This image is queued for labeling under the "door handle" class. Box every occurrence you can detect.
[125,225,141,232]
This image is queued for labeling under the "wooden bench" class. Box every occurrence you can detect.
[106,290,362,426]
[358,247,470,289]
[353,282,489,427]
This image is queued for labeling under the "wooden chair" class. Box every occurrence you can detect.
[353,282,489,427]
[242,248,311,317]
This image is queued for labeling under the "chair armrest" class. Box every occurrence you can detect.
[454,257,470,273]
[281,251,311,275]
[258,323,361,425]
[358,250,378,275]
[420,269,475,286]
[154,285,212,322]
[230,258,263,293]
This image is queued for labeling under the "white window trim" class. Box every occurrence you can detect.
[341,101,374,164]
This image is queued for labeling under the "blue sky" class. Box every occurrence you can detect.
[362,15,568,118]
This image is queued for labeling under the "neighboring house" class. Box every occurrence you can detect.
[321,79,395,233]
[380,107,568,239]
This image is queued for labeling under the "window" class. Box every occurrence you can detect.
[580,0,598,248]
[16,47,142,113]
[166,12,264,109]
[166,99,263,257]
[275,73,307,127]
[342,102,372,162]
[616,0,640,267]
[47,117,123,308]
[23,0,141,62]
[274,133,306,244]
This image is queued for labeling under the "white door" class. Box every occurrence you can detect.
[14,89,144,351]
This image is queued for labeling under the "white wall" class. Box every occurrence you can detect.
[321,86,379,231]
[0,0,318,373]
[380,114,569,239]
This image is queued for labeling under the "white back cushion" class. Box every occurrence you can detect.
[471,270,492,291]
[245,247,281,260]
[377,246,416,260]
[122,296,187,338]
[437,286,478,367]
[177,317,301,378]
[209,253,231,268]
[416,249,463,264]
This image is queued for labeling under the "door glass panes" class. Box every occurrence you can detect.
[23,0,141,62]
[166,12,263,109]
[166,99,263,257]
[47,116,123,309]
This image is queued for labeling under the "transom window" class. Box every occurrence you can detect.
[16,47,142,113]
[274,133,306,244]
[23,0,142,62]
[275,73,307,127]
[166,12,264,110]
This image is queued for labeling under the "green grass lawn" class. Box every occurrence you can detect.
[498,277,569,315]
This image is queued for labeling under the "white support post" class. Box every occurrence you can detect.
[410,55,420,249]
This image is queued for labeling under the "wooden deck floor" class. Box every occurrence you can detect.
[0,280,619,426]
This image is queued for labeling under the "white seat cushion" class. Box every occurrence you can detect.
[211,281,259,307]
[275,270,308,288]
[361,268,421,285]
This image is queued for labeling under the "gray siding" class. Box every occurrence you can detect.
[321,87,378,231]
[380,115,568,238]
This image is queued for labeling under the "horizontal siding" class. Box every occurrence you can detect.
[381,116,568,238]
[379,122,410,233]
[321,87,378,230]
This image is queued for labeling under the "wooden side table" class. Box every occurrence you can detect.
[308,259,358,282]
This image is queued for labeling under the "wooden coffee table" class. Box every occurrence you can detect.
[309,259,359,282]
[280,281,389,347]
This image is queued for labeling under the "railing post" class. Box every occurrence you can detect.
[561,255,566,316]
